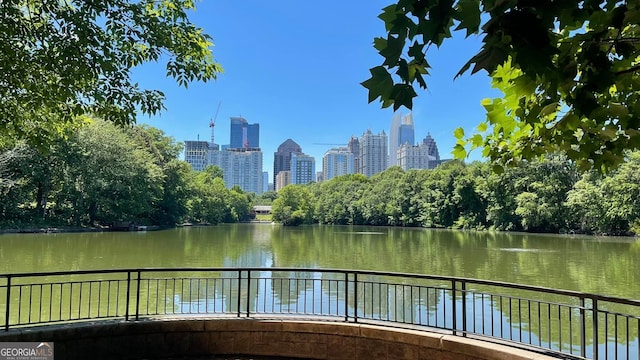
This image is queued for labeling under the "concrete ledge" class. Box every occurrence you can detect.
[0,318,562,360]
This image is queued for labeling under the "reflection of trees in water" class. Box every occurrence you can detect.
[353,274,448,327]
[461,287,640,358]
[135,271,242,315]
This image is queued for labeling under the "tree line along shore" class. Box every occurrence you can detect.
[1,120,639,236]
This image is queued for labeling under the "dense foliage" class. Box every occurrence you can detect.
[0,0,221,148]
[272,156,640,235]
[364,0,640,171]
[0,120,251,228]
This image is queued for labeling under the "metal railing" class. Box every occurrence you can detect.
[1,268,639,360]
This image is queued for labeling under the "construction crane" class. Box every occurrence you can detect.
[209,101,221,144]
[311,143,347,146]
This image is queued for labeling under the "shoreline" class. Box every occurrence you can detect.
[0,225,172,235]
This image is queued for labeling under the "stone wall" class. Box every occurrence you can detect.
[0,318,560,360]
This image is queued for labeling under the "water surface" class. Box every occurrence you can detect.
[0,224,638,299]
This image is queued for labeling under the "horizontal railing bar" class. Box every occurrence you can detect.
[466,292,590,310]
[3,267,638,306]
[2,267,637,360]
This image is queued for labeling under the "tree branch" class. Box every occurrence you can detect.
[615,64,640,76]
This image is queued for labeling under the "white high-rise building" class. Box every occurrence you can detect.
[359,129,388,177]
[275,171,291,191]
[291,153,315,185]
[396,133,443,170]
[388,112,415,167]
[398,144,435,170]
[184,141,210,171]
[322,147,354,181]
[209,148,264,194]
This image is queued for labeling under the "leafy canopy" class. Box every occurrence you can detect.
[0,0,221,147]
[363,0,640,171]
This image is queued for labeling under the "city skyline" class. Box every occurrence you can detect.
[134,1,500,177]
[186,114,444,183]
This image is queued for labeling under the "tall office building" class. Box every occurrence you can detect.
[273,139,302,186]
[184,141,210,171]
[322,147,354,181]
[262,172,269,193]
[359,129,388,177]
[421,133,440,162]
[291,153,315,185]
[347,136,360,174]
[275,171,291,191]
[209,147,263,194]
[389,112,415,167]
[397,143,435,170]
[229,117,259,149]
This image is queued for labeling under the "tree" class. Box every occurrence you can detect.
[188,166,228,225]
[314,174,369,225]
[364,1,640,171]
[67,120,163,224]
[0,144,27,189]
[0,0,221,147]
[272,185,315,226]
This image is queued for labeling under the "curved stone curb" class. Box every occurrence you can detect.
[0,318,564,360]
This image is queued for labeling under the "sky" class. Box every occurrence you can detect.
[134,0,502,178]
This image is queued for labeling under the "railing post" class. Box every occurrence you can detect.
[125,271,131,321]
[237,271,242,318]
[580,297,586,358]
[135,271,141,320]
[246,271,251,317]
[593,298,599,360]
[353,272,358,323]
[4,276,11,331]
[344,271,349,322]
[452,280,457,335]
[461,280,467,337]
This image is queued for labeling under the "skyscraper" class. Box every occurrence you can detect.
[184,141,210,171]
[388,112,415,167]
[229,117,259,149]
[322,147,354,181]
[348,136,360,174]
[359,129,388,177]
[396,133,443,170]
[273,139,302,186]
[262,172,269,193]
[397,143,434,170]
[291,153,315,185]
[209,147,264,194]
[422,133,440,162]
[275,171,291,191]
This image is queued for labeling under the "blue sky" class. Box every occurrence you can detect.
[135,0,501,178]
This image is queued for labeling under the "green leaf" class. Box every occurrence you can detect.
[452,143,467,159]
[361,66,394,104]
[454,0,482,37]
[390,84,417,110]
[454,127,465,139]
[539,102,559,117]
[379,35,406,66]
[378,5,400,31]
[477,122,488,132]
[408,41,425,61]
[471,134,484,148]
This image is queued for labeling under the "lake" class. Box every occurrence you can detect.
[1,224,638,300]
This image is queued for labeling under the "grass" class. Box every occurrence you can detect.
[255,214,273,222]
